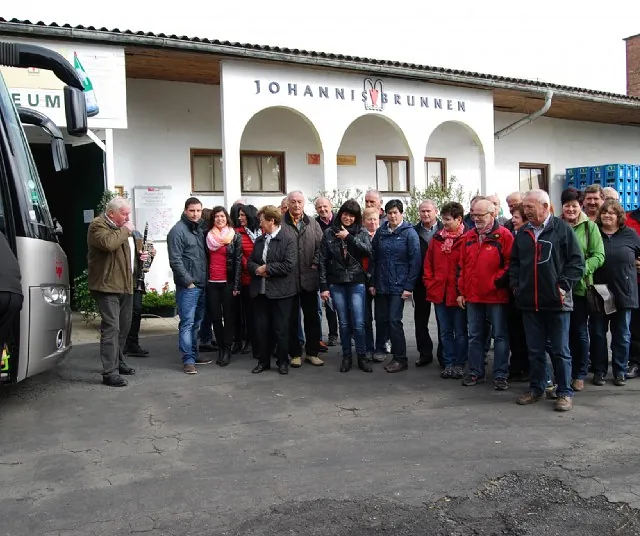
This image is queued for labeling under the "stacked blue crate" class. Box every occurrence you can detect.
[564,164,640,211]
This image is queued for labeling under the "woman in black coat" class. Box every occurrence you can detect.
[591,200,640,386]
[247,205,298,375]
[319,200,373,373]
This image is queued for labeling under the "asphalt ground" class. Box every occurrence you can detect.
[1,311,639,535]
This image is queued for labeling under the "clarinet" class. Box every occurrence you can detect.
[134,223,154,292]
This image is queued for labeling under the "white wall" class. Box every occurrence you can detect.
[110,77,640,290]
[113,79,222,291]
[493,112,640,208]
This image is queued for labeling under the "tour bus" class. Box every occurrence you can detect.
[0,41,88,384]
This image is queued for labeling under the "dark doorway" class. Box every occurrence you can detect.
[30,143,105,284]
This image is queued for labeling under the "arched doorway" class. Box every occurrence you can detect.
[238,106,323,206]
[336,114,411,200]
[425,121,486,198]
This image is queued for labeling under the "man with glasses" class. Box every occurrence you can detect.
[457,198,514,390]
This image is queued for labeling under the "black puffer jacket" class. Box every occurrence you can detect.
[205,231,243,292]
[594,226,640,310]
[319,224,372,291]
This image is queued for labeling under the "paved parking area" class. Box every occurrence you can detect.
[1,310,640,535]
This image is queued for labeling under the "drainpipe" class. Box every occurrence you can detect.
[494,90,554,139]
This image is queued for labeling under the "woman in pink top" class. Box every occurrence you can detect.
[205,206,242,367]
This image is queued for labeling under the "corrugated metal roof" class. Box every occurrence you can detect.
[1,17,639,104]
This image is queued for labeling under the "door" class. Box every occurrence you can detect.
[31,142,105,285]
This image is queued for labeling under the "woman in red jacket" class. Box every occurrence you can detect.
[424,202,467,379]
[235,204,262,357]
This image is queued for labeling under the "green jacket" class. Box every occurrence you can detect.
[566,213,605,297]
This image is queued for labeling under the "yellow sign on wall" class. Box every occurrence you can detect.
[337,154,357,166]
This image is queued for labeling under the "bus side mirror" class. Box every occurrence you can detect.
[64,86,88,137]
[51,138,69,172]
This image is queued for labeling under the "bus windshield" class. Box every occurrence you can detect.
[0,71,55,238]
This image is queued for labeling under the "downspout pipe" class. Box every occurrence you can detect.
[494,90,554,139]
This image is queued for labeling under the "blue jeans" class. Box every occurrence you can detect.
[330,283,366,356]
[590,309,632,378]
[569,295,590,380]
[176,286,205,365]
[467,303,509,379]
[434,303,467,367]
[523,311,573,397]
[375,294,406,360]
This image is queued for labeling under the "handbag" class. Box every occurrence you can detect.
[584,221,616,315]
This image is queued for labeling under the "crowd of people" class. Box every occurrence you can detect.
[85,183,640,413]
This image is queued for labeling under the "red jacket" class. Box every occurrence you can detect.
[457,222,513,304]
[423,231,464,307]
[236,227,256,287]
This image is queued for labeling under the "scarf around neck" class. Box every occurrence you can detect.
[439,224,465,253]
[245,227,262,243]
[207,226,235,251]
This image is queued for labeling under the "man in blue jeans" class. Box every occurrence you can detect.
[168,197,210,374]
[457,198,514,390]
[509,189,584,412]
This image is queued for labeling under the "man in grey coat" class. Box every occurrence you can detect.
[282,190,324,368]
[168,197,210,375]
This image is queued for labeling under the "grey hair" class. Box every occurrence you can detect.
[365,189,383,201]
[287,190,305,201]
[524,189,551,205]
[315,196,331,207]
[419,199,438,211]
[105,196,130,214]
[506,191,523,202]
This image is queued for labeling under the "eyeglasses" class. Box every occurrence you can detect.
[471,212,490,219]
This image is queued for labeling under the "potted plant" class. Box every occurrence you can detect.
[141,282,177,318]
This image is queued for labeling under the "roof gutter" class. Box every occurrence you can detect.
[494,90,554,139]
[1,22,639,110]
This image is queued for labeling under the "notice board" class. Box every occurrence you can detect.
[132,186,174,242]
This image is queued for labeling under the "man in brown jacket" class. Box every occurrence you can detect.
[88,197,145,387]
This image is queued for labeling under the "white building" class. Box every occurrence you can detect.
[1,18,640,290]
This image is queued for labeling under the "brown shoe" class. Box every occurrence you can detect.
[555,396,573,412]
[385,360,408,373]
[183,364,197,375]
[516,392,543,405]
[572,379,585,391]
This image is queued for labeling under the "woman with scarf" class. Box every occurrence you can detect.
[319,200,373,373]
[424,202,467,379]
[234,204,262,357]
[206,206,242,367]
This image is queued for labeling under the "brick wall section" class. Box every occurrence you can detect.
[627,35,640,97]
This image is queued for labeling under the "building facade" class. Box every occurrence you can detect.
[1,19,640,290]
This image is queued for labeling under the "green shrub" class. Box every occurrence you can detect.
[72,269,98,323]
[142,283,176,308]
[310,187,365,209]
[402,176,477,224]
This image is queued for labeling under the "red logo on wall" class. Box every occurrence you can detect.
[55,260,63,279]
[364,78,384,112]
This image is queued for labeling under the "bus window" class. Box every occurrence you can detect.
[0,72,54,237]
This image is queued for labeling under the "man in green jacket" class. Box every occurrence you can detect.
[88,197,146,387]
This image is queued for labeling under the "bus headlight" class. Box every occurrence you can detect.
[41,286,69,304]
